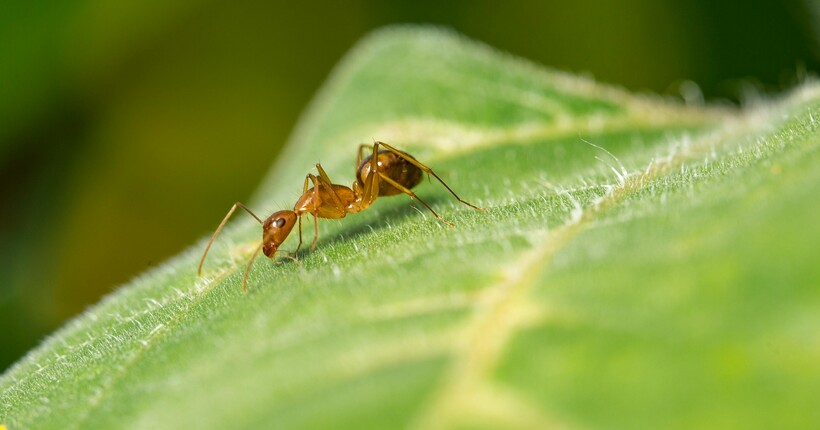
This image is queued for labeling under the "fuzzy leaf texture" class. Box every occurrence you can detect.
[2,27,819,430]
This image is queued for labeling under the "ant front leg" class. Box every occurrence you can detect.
[375,141,484,211]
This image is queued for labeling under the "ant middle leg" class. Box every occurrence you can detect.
[375,141,484,211]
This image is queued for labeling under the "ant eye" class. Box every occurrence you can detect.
[275,218,286,228]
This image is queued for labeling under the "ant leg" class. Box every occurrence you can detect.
[359,142,381,205]
[314,164,347,211]
[243,242,302,293]
[303,173,310,193]
[242,242,264,294]
[308,174,324,250]
[265,247,300,264]
[375,141,484,211]
[276,216,302,261]
[311,214,320,250]
[357,143,370,167]
[243,243,302,294]
[378,172,455,227]
[199,202,263,276]
[306,173,321,212]
[310,167,350,217]
[314,163,336,187]
[294,215,303,254]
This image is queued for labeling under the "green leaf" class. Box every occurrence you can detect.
[2,26,819,429]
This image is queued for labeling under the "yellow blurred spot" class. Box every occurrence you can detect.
[716,345,750,380]
[770,163,782,174]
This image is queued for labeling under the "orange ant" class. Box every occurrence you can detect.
[198,141,484,292]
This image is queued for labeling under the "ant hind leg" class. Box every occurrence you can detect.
[356,144,371,168]
[377,172,454,227]
[375,141,484,211]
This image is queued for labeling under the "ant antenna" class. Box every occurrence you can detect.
[198,202,263,277]
[242,243,264,294]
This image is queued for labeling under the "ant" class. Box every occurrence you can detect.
[198,141,484,292]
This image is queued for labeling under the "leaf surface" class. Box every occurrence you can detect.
[2,26,819,430]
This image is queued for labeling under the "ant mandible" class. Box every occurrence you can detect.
[198,141,484,292]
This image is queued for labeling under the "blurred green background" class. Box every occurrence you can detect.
[0,0,817,371]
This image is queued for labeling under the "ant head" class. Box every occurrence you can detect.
[262,210,297,257]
